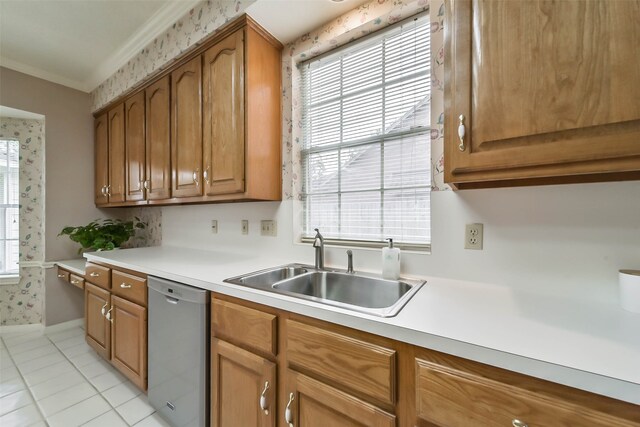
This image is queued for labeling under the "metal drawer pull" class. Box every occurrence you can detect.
[193,169,199,186]
[120,283,132,289]
[203,167,210,184]
[89,272,100,277]
[259,381,270,415]
[512,420,528,427]
[143,180,150,190]
[458,114,466,152]
[106,307,113,323]
[101,302,108,316]
[284,392,294,426]
[57,274,66,278]
[71,279,80,285]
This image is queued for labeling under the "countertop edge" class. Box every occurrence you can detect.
[55,259,86,277]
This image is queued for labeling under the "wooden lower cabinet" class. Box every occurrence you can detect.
[111,295,147,390]
[85,282,110,360]
[286,369,395,427]
[211,338,276,427]
[84,263,148,391]
[211,293,640,427]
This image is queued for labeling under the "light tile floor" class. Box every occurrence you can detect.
[0,326,171,427]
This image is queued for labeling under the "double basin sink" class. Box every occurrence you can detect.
[224,264,425,317]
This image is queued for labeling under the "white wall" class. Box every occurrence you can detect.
[162,180,640,305]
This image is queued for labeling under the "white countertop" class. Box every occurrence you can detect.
[84,246,640,405]
[55,259,86,276]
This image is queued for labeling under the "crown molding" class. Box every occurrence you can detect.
[85,0,202,92]
[0,56,90,92]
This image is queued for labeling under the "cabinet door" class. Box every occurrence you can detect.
[145,75,171,200]
[94,113,109,205]
[85,282,110,360]
[286,370,395,427]
[171,56,203,198]
[111,295,147,390]
[107,103,126,203]
[445,0,640,186]
[203,28,245,196]
[125,92,146,202]
[211,338,275,427]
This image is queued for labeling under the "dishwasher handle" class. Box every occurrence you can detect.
[165,296,179,305]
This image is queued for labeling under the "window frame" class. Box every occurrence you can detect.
[0,138,20,277]
[297,12,431,251]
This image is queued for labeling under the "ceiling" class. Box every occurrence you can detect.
[0,0,368,93]
[0,106,44,120]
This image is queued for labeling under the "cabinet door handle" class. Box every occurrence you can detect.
[120,283,132,289]
[143,180,150,190]
[512,420,528,427]
[259,381,270,415]
[106,307,113,323]
[101,302,108,316]
[193,169,199,186]
[203,166,210,184]
[458,114,466,152]
[89,272,100,277]
[106,185,112,197]
[101,185,107,196]
[284,392,294,426]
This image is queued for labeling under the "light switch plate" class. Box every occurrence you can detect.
[241,220,249,235]
[261,220,277,237]
[211,220,218,234]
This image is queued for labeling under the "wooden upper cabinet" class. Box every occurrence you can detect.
[125,92,146,202]
[94,113,109,205]
[203,28,245,196]
[107,103,126,202]
[444,0,640,188]
[145,75,171,200]
[171,56,203,198]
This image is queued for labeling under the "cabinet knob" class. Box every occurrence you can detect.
[90,272,100,277]
[284,392,294,426]
[120,283,132,289]
[193,169,200,186]
[512,420,528,427]
[458,114,466,152]
[101,302,108,316]
[259,381,270,415]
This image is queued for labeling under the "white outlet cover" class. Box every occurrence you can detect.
[465,223,483,250]
[211,220,218,234]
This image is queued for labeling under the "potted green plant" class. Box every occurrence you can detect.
[59,218,147,254]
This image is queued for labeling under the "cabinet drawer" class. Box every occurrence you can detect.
[111,270,147,306]
[56,267,70,282]
[69,274,85,290]
[286,319,396,406]
[211,298,277,357]
[85,263,111,289]
[415,358,635,427]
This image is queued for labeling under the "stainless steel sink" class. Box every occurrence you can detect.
[225,264,424,317]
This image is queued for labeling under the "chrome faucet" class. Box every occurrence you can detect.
[346,250,354,274]
[312,228,324,269]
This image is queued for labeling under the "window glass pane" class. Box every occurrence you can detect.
[0,139,20,275]
[301,14,430,246]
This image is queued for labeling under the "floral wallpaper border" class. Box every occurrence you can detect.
[0,117,46,326]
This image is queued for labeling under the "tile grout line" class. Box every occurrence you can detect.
[0,335,49,426]
[47,330,131,426]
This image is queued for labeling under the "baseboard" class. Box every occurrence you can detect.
[44,318,84,334]
[0,323,44,335]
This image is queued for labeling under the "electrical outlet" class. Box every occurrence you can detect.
[241,220,249,235]
[260,220,277,237]
[465,223,483,250]
[211,220,218,234]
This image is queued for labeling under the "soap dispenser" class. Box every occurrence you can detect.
[382,238,401,280]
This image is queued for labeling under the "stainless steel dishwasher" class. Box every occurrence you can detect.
[148,276,209,427]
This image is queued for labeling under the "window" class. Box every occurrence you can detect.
[0,139,19,275]
[300,14,431,249]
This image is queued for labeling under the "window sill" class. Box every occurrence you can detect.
[0,275,20,286]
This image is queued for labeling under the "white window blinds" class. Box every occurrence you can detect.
[300,14,431,248]
[0,139,19,275]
